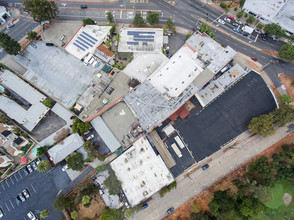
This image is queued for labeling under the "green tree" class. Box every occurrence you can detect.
[115,34,120,44]
[98,154,106,161]
[199,23,216,39]
[212,190,235,212]
[26,31,38,40]
[190,201,201,213]
[72,118,90,134]
[248,114,275,137]
[37,160,51,172]
[190,212,212,220]
[236,10,244,18]
[220,2,229,12]
[82,195,91,207]
[52,195,71,211]
[66,152,84,171]
[133,13,145,26]
[239,197,265,217]
[104,167,122,195]
[279,94,292,105]
[278,43,294,61]
[71,210,78,219]
[264,23,284,37]
[36,146,48,157]
[246,15,255,24]
[96,164,108,172]
[125,209,134,218]
[23,0,58,23]
[146,11,159,26]
[83,141,94,152]
[43,97,53,108]
[248,156,275,186]
[257,23,263,30]
[274,105,294,127]
[208,201,220,217]
[83,18,95,25]
[106,11,114,23]
[0,33,21,55]
[234,7,238,11]
[40,209,49,219]
[101,208,122,220]
[166,18,174,30]
[240,0,246,7]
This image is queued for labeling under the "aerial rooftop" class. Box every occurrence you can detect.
[110,136,174,207]
[65,25,112,60]
[118,27,164,53]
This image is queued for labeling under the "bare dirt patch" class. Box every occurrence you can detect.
[279,74,294,101]
[283,193,292,205]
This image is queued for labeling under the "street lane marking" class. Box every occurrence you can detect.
[5,203,10,212]
[31,184,37,193]
[9,200,15,209]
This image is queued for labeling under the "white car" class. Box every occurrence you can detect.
[27,211,37,220]
[218,19,225,24]
[224,17,231,23]
[86,134,94,141]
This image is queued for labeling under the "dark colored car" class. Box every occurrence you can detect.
[18,193,26,202]
[142,203,148,209]
[23,167,29,176]
[251,57,257,62]
[80,5,87,9]
[166,207,174,214]
[45,43,54,47]
[0,208,4,218]
[201,164,209,170]
[15,196,21,205]
[242,32,249,37]
[260,33,270,41]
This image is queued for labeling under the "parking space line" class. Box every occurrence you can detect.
[19,171,23,179]
[31,184,37,193]
[2,184,5,190]
[10,178,14,185]
[14,174,19,182]
[9,200,15,209]
[5,203,10,212]
[6,181,10,188]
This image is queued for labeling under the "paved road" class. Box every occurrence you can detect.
[132,124,293,220]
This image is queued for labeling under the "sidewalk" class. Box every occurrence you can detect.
[132,125,293,220]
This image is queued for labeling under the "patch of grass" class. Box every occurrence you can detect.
[265,180,284,209]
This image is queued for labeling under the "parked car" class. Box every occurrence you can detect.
[86,134,94,141]
[15,196,21,205]
[228,15,234,20]
[272,37,280,41]
[232,22,239,27]
[6,22,14,29]
[201,164,209,170]
[166,207,175,214]
[26,164,33,173]
[45,43,54,47]
[0,208,3,218]
[23,167,29,176]
[36,158,41,165]
[251,57,257,62]
[22,189,30,199]
[142,203,148,209]
[233,28,239,33]
[84,130,91,136]
[242,32,249,37]
[260,33,270,41]
[235,19,242,24]
[255,29,262,34]
[80,5,87,9]
[18,193,26,202]
[218,19,225,24]
[27,211,37,220]
[31,161,37,171]
[224,17,231,23]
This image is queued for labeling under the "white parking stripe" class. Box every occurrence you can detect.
[10,178,14,185]
[14,174,18,182]
[18,171,23,179]
[5,203,10,212]
[31,184,37,193]
[9,200,15,209]
[2,184,5,190]
[6,181,10,188]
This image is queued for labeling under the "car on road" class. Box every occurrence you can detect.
[224,17,231,23]
[166,207,174,214]
[18,193,26,202]
[218,19,225,24]
[201,164,209,170]
[251,57,257,62]
[0,208,3,218]
[26,164,33,173]
[228,15,234,20]
[80,5,87,9]
[232,22,239,27]
[242,32,249,37]
[233,28,239,33]
[22,189,30,199]
[27,211,38,220]
[142,203,148,209]
[6,23,14,29]
[86,134,94,141]
[31,161,37,171]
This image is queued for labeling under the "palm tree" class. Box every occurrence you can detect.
[40,209,49,219]
[37,160,51,172]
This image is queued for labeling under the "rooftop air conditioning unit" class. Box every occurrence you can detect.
[102,98,109,105]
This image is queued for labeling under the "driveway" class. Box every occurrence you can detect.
[0,157,71,220]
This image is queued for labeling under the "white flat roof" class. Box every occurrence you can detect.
[118,28,163,53]
[110,136,174,207]
[148,45,204,98]
[65,25,111,60]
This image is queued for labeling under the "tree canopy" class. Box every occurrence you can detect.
[66,152,84,171]
[166,18,174,30]
[248,114,275,137]
[246,15,255,24]
[106,11,114,23]
[52,195,71,211]
[83,18,95,25]
[146,11,159,26]
[133,13,145,26]
[37,160,51,172]
[104,167,122,195]
[83,141,94,152]
[278,43,294,61]
[239,197,265,217]
[23,0,58,23]
[199,23,216,39]
[72,118,90,134]
[264,23,285,38]
[40,209,49,219]
[26,31,38,40]
[36,146,48,157]
[0,33,21,55]
[279,94,292,105]
[101,207,122,220]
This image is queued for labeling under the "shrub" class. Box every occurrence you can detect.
[43,97,53,108]
[96,164,108,172]
[66,152,84,171]
[83,18,95,25]
[37,160,51,172]
[98,154,106,161]
[234,7,238,11]
[279,94,292,105]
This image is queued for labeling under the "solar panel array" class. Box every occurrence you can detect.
[127,31,156,46]
[73,31,98,51]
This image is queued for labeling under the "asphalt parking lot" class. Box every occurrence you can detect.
[86,128,111,155]
[174,71,277,162]
[0,157,71,220]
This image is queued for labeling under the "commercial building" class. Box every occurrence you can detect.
[0,70,50,131]
[110,136,174,207]
[243,0,294,34]
[0,6,9,25]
